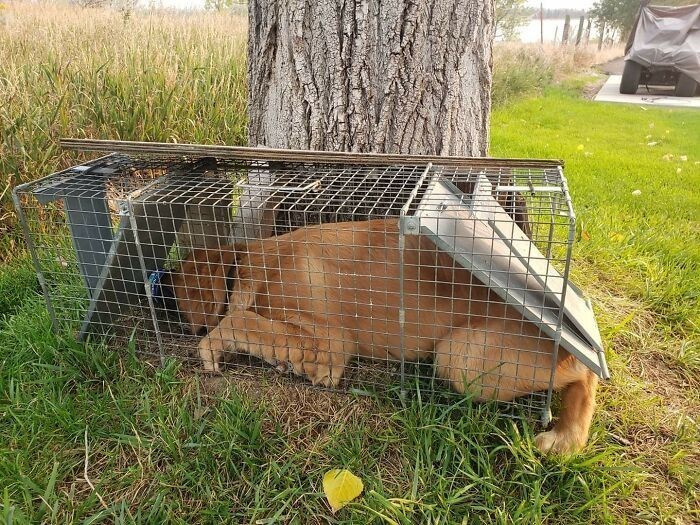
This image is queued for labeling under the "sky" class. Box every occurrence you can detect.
[155,1,596,12]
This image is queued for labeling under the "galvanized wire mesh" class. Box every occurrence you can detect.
[14,149,587,422]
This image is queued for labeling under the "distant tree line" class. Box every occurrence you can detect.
[499,0,694,45]
[590,0,690,41]
[496,1,593,41]
[204,0,246,10]
[495,0,530,40]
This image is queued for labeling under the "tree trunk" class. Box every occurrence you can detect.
[237,0,494,241]
[248,0,494,156]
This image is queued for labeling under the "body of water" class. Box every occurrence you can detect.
[516,18,591,44]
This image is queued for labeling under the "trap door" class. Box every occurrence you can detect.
[403,171,609,380]
[31,155,126,295]
[30,155,222,339]
[81,159,232,338]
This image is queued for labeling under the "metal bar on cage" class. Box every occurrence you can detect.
[125,195,166,366]
[12,185,60,333]
[60,138,564,170]
[399,162,433,397]
[541,166,577,424]
[544,194,557,259]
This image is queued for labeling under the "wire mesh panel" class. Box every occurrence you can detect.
[13,145,608,423]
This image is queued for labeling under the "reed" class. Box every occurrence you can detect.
[1,2,248,255]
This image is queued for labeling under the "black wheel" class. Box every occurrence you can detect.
[674,73,697,97]
[620,60,642,94]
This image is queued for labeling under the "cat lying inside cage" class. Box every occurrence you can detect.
[154,218,598,454]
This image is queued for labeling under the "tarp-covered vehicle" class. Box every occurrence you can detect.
[621,4,700,97]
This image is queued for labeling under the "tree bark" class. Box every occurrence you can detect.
[234,0,495,241]
[248,0,494,157]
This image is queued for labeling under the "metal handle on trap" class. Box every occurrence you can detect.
[235,179,322,192]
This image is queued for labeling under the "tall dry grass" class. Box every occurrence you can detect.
[0,1,623,258]
[1,2,247,254]
[492,42,623,106]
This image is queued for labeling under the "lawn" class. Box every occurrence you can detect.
[1,4,699,525]
[2,85,698,524]
[491,85,700,522]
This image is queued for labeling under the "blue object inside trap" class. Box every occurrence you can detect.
[148,268,174,307]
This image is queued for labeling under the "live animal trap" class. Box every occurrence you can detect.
[13,139,609,422]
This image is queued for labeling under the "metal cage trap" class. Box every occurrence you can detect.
[13,139,609,423]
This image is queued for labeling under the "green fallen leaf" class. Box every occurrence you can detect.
[323,469,364,512]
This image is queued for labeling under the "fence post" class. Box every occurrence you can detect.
[562,15,571,46]
[575,16,585,46]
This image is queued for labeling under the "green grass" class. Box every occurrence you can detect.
[1,84,697,523]
[0,259,37,317]
[0,293,631,524]
[493,83,700,337]
[492,83,699,522]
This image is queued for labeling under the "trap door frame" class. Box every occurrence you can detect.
[15,154,222,341]
[80,157,237,343]
[13,153,137,335]
[401,168,609,381]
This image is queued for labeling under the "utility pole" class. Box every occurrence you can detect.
[540,3,544,44]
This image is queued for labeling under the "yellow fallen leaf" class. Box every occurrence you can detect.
[323,469,364,512]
